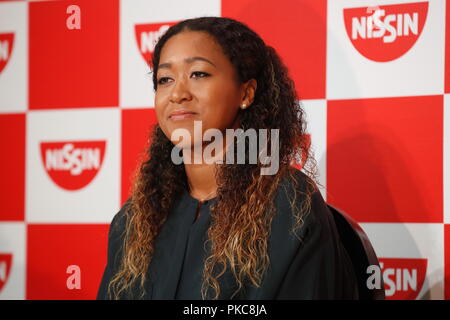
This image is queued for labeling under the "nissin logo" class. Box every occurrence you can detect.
[380,258,427,299]
[343,2,428,62]
[0,254,12,292]
[40,141,106,191]
[134,22,176,68]
[0,33,14,74]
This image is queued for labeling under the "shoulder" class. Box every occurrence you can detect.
[106,199,132,264]
[97,199,132,300]
[273,168,336,243]
[109,199,131,236]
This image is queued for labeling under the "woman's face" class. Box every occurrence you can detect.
[154,30,254,149]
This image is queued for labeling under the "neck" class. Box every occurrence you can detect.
[184,161,218,199]
[183,117,241,199]
[183,136,227,199]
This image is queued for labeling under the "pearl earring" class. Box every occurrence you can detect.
[241,103,247,109]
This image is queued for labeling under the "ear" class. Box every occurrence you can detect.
[240,78,257,109]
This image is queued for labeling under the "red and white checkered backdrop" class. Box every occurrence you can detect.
[0,0,448,300]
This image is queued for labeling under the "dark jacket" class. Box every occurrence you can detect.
[97,169,359,300]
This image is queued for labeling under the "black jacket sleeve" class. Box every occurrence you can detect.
[96,200,129,300]
[275,190,359,299]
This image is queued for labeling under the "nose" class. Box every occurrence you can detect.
[169,77,192,104]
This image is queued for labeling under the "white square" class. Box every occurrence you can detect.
[327,0,445,99]
[26,108,120,223]
[120,0,221,108]
[445,94,450,224]
[0,2,27,112]
[0,223,26,300]
[360,222,444,299]
[301,99,327,200]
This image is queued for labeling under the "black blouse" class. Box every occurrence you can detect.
[97,170,359,300]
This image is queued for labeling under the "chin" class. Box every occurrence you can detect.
[167,121,205,141]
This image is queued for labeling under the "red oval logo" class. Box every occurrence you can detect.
[40,141,107,191]
[134,22,176,68]
[0,253,12,293]
[379,257,427,300]
[0,33,14,74]
[343,2,428,62]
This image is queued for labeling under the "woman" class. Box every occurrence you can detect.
[97,16,358,300]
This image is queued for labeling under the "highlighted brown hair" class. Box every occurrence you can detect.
[108,16,318,299]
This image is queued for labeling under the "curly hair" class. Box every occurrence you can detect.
[108,16,319,300]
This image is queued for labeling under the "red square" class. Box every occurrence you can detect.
[446,224,450,300]
[327,95,443,223]
[29,0,119,109]
[121,108,157,205]
[222,0,326,100]
[0,113,25,221]
[26,224,109,300]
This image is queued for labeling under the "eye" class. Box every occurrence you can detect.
[191,71,210,79]
[157,77,171,85]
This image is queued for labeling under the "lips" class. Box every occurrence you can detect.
[168,109,197,120]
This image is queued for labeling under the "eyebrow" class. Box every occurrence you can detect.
[158,56,217,69]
